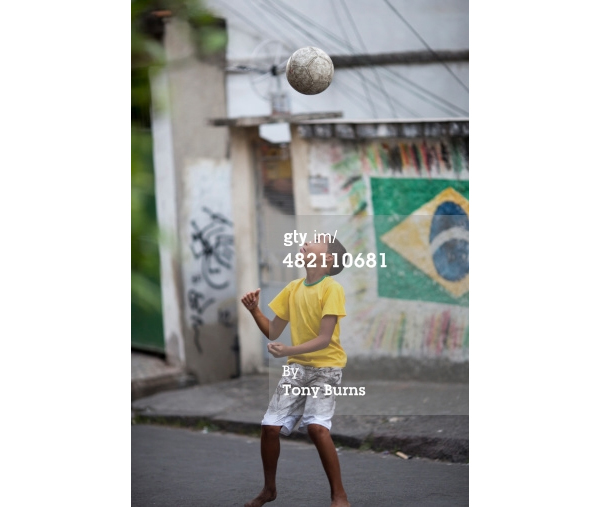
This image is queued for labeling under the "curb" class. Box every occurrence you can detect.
[131,413,468,464]
[131,373,197,401]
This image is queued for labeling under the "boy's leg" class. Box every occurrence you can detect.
[247,367,306,507]
[300,367,349,506]
[244,425,281,507]
[307,424,350,507]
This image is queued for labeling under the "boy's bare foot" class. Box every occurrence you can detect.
[330,495,350,507]
[244,488,277,507]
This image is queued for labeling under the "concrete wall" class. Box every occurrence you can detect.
[288,125,469,381]
[152,18,238,383]
[164,19,228,161]
[151,68,186,367]
[230,127,265,374]
[179,158,238,383]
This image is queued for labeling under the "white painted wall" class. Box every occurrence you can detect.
[179,158,239,382]
[290,128,469,367]
[151,68,186,368]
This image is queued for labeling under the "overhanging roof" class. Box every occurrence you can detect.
[208,112,343,127]
[208,113,468,139]
[295,117,468,139]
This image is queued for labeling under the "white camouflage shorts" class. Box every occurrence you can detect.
[261,363,343,436]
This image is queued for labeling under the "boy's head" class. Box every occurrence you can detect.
[326,236,347,276]
[300,232,347,276]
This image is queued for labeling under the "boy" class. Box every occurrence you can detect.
[241,233,351,507]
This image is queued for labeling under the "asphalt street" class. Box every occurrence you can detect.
[132,424,468,507]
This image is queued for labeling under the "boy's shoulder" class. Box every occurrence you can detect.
[322,276,344,291]
[288,276,344,291]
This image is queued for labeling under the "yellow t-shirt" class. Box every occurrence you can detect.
[268,276,347,368]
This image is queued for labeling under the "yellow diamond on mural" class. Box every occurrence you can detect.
[380,187,469,297]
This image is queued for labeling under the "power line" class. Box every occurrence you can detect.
[382,0,469,92]
[333,3,378,117]
[210,0,319,111]
[379,67,467,116]
[245,0,385,114]
[214,0,443,118]
[338,0,397,117]
[302,0,467,114]
[211,0,297,50]
[326,79,381,117]
[337,68,419,116]
[253,0,418,117]
[259,0,418,117]
[217,0,392,116]
[257,0,467,116]
[381,67,468,116]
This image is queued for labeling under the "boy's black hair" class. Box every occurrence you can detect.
[327,236,347,276]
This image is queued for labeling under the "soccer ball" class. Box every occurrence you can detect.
[285,47,334,95]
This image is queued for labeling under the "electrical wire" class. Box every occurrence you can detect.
[333,4,378,117]
[338,0,396,117]
[325,78,380,117]
[208,4,418,122]
[380,66,468,116]
[258,0,418,116]
[213,0,448,118]
[210,0,317,111]
[251,0,389,115]
[258,0,467,116]
[215,0,447,117]
[244,0,384,114]
[253,0,410,116]
[211,0,297,50]
[378,67,466,117]
[305,0,468,114]
[382,0,469,92]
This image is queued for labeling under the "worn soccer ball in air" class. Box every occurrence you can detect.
[285,46,334,95]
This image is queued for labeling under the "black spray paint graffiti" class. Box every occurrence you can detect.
[187,289,215,353]
[190,207,235,290]
[218,308,235,328]
[188,207,235,353]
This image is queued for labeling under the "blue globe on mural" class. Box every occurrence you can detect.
[429,201,469,282]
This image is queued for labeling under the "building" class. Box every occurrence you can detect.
[138,0,469,384]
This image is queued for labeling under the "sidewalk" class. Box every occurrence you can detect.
[131,374,468,463]
[131,351,196,400]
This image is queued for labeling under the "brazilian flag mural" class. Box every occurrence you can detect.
[372,178,469,307]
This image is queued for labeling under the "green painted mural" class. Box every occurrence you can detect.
[372,178,469,306]
[306,137,469,362]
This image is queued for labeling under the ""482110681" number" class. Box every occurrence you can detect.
[282,252,387,269]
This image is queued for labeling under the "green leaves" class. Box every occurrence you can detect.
[131,0,227,331]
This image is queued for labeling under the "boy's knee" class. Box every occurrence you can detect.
[307,423,330,439]
[262,425,282,438]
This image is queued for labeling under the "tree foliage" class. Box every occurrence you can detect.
[131,1,226,316]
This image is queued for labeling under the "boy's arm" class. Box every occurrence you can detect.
[249,308,288,341]
[241,288,288,340]
[268,315,337,358]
